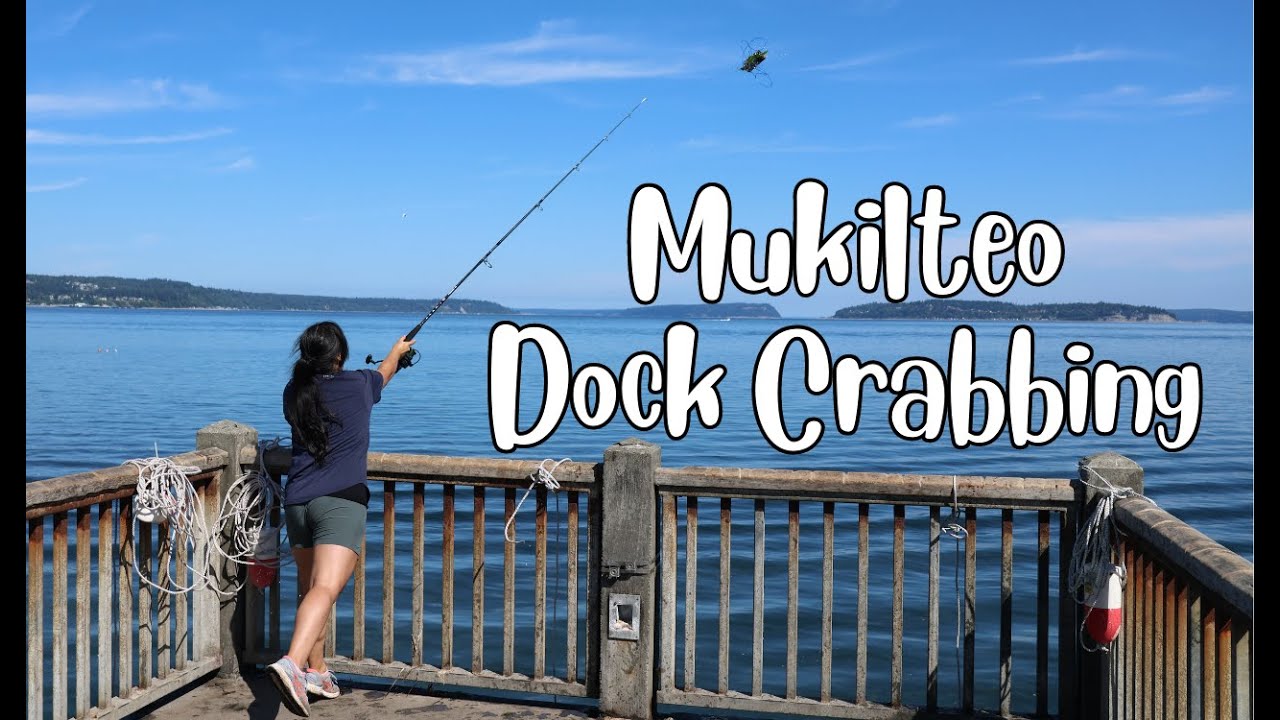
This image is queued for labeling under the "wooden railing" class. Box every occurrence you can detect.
[243,447,603,699]
[1088,464,1253,720]
[654,466,1080,719]
[24,447,230,720]
[25,424,1255,720]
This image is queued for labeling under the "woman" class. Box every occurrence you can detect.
[267,321,415,716]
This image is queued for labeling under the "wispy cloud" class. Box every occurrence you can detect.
[26,177,88,193]
[52,3,93,36]
[1013,47,1139,65]
[346,20,693,86]
[681,133,889,154]
[1049,83,1236,119]
[800,49,905,72]
[1062,211,1253,270]
[1156,85,1234,107]
[900,113,956,128]
[27,79,224,116]
[26,127,233,146]
[218,156,255,172]
[996,92,1045,106]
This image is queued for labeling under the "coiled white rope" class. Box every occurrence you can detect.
[126,449,210,595]
[210,438,292,595]
[125,439,290,597]
[1067,466,1150,651]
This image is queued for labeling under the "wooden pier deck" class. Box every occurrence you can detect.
[133,671,595,720]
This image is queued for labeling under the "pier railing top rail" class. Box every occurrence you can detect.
[25,447,228,519]
[655,464,1077,510]
[1113,495,1253,620]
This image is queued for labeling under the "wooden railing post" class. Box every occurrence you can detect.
[1077,452,1144,720]
[598,438,660,720]
[196,420,259,676]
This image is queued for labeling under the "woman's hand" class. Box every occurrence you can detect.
[377,336,418,387]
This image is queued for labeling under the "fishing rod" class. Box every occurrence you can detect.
[367,97,648,370]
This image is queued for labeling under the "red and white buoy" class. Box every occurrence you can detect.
[1082,563,1124,647]
[248,528,279,590]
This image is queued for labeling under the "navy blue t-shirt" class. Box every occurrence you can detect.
[283,368,384,506]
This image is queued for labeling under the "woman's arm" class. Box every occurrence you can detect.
[377,336,417,388]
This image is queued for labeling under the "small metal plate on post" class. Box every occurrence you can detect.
[608,593,641,641]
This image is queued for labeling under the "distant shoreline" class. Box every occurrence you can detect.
[26,303,1253,324]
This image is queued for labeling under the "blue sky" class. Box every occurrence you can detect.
[26,1,1253,316]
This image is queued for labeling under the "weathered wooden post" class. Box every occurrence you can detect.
[196,420,259,677]
[1077,451,1143,720]
[598,438,660,720]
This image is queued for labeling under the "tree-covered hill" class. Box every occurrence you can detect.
[26,274,512,314]
[832,300,1177,322]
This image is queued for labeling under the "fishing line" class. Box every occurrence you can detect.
[368,98,647,369]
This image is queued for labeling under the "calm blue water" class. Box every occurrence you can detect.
[25,307,1253,715]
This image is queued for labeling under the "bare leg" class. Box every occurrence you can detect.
[285,544,357,672]
[290,547,332,672]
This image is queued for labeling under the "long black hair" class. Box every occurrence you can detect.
[286,321,349,463]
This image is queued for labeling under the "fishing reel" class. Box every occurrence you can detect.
[364,348,420,370]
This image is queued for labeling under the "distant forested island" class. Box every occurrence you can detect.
[524,303,780,319]
[833,300,1179,322]
[25,274,511,314]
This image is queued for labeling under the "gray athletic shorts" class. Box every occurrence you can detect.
[285,496,367,556]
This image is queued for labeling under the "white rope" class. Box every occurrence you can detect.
[126,449,209,595]
[125,438,290,598]
[504,458,568,543]
[941,474,967,703]
[210,437,292,595]
[1067,466,1148,652]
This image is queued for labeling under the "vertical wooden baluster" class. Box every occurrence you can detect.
[411,483,424,666]
[97,502,113,709]
[660,494,676,692]
[752,499,765,698]
[1232,619,1250,720]
[137,517,152,690]
[1188,583,1202,720]
[473,486,486,674]
[1143,553,1153,720]
[964,507,976,714]
[1202,593,1216,720]
[684,496,698,692]
[1165,570,1176,720]
[175,509,186,666]
[52,512,69,719]
[269,503,280,655]
[1216,614,1231,720]
[1175,578,1188,720]
[534,486,547,679]
[891,504,904,708]
[503,487,515,676]
[353,516,365,661]
[786,500,799,700]
[820,501,834,703]
[1037,511,1050,718]
[118,498,133,698]
[586,490,602,698]
[718,497,731,696]
[442,484,455,669]
[566,491,579,683]
[1000,509,1013,718]
[1124,541,1134,720]
[382,481,395,663]
[27,518,44,720]
[927,506,940,713]
[157,521,171,680]
[76,508,92,718]
[856,503,869,704]
[1058,506,1078,720]
[1155,566,1165,720]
